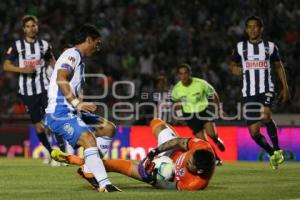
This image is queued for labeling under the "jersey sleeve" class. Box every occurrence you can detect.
[203,80,215,98]
[4,43,18,61]
[171,85,179,102]
[231,44,241,63]
[58,50,80,73]
[270,44,281,62]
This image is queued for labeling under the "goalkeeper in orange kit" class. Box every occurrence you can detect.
[52,118,216,191]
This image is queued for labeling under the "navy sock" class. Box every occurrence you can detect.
[265,120,280,150]
[54,135,65,152]
[252,134,274,156]
[37,132,52,154]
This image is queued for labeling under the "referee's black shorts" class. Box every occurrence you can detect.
[19,91,48,124]
[183,108,215,134]
[243,92,275,126]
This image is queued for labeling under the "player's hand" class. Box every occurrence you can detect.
[279,88,290,103]
[145,148,160,161]
[137,158,157,184]
[144,159,156,176]
[76,102,97,113]
[22,66,36,74]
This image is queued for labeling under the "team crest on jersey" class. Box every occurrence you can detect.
[68,56,76,63]
[178,168,185,176]
[63,123,74,136]
[264,47,270,54]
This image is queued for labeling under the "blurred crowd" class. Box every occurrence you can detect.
[0,0,300,125]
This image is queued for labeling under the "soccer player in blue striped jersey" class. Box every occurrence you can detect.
[44,24,121,192]
[230,16,290,169]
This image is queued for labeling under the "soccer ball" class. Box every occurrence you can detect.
[152,156,175,181]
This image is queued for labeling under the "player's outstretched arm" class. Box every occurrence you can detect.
[148,138,190,158]
[158,138,190,152]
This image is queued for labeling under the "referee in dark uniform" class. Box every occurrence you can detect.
[3,15,65,163]
[230,16,290,169]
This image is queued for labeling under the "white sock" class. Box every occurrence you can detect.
[82,164,91,173]
[84,147,111,187]
[96,136,112,157]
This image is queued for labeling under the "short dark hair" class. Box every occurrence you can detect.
[22,15,38,27]
[245,15,264,28]
[176,63,192,74]
[193,149,215,173]
[73,24,101,45]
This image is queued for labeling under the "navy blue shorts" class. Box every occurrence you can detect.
[19,91,48,123]
[243,92,275,125]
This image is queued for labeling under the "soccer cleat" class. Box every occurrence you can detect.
[274,150,284,164]
[269,155,278,170]
[51,149,84,166]
[215,159,223,166]
[42,157,51,165]
[50,159,61,167]
[50,149,70,164]
[215,138,225,152]
[97,184,122,192]
[77,167,99,190]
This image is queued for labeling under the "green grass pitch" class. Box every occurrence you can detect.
[0,158,300,200]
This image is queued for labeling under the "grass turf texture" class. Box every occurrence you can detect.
[0,158,300,200]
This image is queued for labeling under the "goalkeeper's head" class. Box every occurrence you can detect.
[188,149,215,177]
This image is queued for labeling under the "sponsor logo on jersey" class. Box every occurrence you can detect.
[245,60,268,68]
[24,59,43,67]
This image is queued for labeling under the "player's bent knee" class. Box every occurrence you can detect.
[150,118,167,130]
[96,121,116,137]
[106,121,116,137]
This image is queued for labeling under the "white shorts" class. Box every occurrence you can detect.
[157,127,177,157]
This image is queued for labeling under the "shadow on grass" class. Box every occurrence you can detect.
[206,185,228,190]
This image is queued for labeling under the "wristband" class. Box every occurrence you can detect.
[70,98,80,108]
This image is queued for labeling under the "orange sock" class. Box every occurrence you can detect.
[103,160,133,177]
[150,118,166,131]
[150,118,179,137]
[67,155,85,166]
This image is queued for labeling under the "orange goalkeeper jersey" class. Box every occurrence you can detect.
[170,138,215,191]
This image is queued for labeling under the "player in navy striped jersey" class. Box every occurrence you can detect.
[230,16,290,169]
[3,15,65,161]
